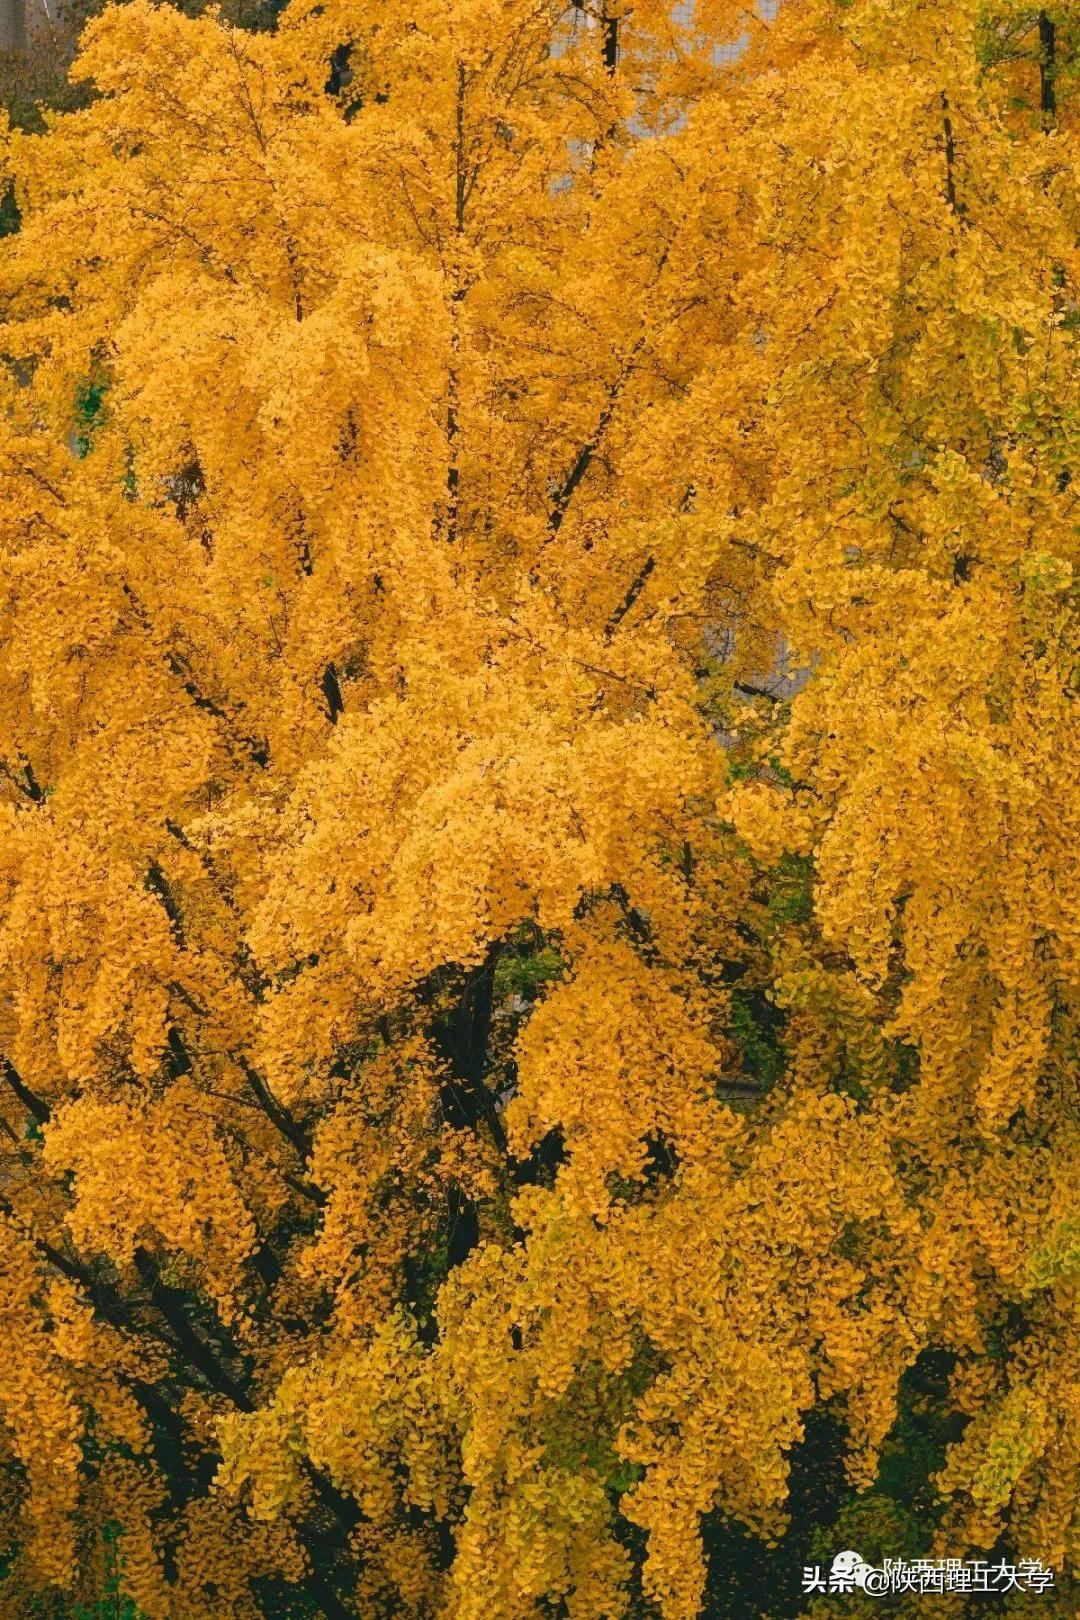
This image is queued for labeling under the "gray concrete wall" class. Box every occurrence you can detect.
[0,0,26,53]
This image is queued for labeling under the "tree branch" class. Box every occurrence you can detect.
[1,1056,51,1126]
[604,555,655,640]
[1039,10,1056,127]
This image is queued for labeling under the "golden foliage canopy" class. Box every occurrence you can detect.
[0,0,1078,1615]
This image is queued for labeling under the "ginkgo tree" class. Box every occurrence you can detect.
[0,0,1077,1615]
